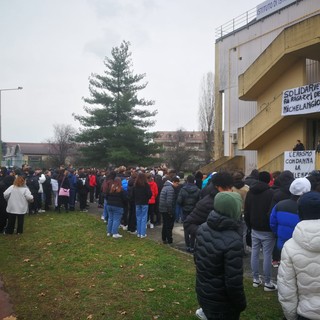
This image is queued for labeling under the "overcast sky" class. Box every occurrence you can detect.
[0,0,262,143]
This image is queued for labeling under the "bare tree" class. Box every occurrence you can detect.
[164,129,192,172]
[47,124,78,167]
[198,71,215,163]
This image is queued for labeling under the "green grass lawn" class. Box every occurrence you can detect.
[0,212,283,320]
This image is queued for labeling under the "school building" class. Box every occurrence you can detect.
[208,0,320,177]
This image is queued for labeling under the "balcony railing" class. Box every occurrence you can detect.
[215,7,257,40]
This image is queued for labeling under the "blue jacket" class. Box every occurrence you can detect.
[270,197,300,250]
[68,173,77,190]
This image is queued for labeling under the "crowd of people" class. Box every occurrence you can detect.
[1,163,320,319]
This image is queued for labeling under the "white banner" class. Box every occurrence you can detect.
[282,82,320,116]
[257,0,297,20]
[284,150,315,178]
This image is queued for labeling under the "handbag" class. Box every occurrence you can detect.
[58,176,70,197]
[59,188,70,197]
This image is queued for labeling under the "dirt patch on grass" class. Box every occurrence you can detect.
[0,277,14,319]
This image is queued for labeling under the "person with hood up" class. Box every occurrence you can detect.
[177,175,200,252]
[270,177,311,261]
[278,191,320,320]
[268,170,295,266]
[194,192,246,320]
[244,171,277,291]
[177,175,200,222]
[183,172,234,254]
[244,169,259,187]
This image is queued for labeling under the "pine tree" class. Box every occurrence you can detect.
[74,41,159,166]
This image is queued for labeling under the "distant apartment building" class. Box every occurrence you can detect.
[213,0,320,177]
[153,131,207,170]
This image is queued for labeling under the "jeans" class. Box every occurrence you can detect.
[136,204,148,237]
[175,204,182,222]
[251,229,275,284]
[107,205,123,235]
[102,199,108,220]
[69,189,76,210]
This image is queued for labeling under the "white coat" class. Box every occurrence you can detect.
[3,185,34,214]
[278,220,320,320]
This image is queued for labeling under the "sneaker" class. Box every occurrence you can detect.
[122,225,128,231]
[253,278,262,287]
[107,233,111,237]
[140,235,147,238]
[82,209,88,212]
[150,223,154,229]
[195,308,208,320]
[272,260,280,268]
[101,215,105,220]
[137,234,141,238]
[264,282,278,292]
[112,234,123,239]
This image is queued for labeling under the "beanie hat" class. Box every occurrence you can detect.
[259,171,271,184]
[157,170,163,177]
[298,191,320,220]
[289,178,311,196]
[214,192,242,220]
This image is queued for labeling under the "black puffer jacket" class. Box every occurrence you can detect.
[159,180,176,213]
[269,170,294,212]
[183,188,218,237]
[177,183,200,213]
[244,180,274,231]
[194,211,246,315]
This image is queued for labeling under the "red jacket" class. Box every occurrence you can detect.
[148,181,158,204]
[89,174,97,187]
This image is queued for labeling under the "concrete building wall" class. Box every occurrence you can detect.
[214,0,320,175]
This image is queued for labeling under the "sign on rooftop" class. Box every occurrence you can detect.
[257,0,297,21]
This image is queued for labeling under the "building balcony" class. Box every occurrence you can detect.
[237,98,297,150]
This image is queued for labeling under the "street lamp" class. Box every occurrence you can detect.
[0,87,23,165]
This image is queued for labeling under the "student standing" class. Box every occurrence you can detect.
[106,177,127,238]
[4,174,34,234]
[133,172,152,238]
[278,191,320,320]
[244,171,276,291]
[194,192,246,320]
[159,176,180,244]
